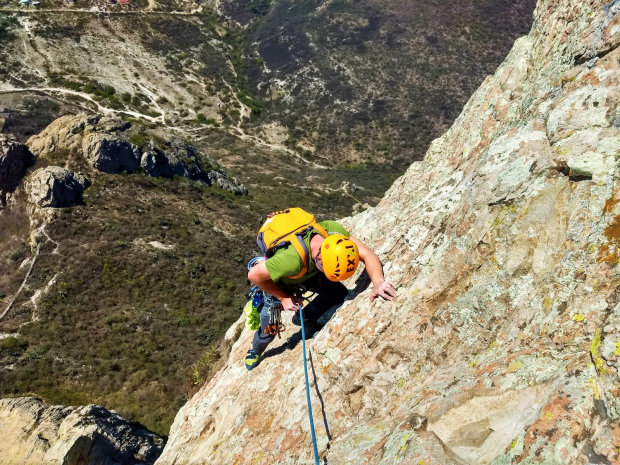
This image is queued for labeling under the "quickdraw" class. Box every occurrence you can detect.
[264,304,285,338]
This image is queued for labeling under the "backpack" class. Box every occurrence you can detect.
[257,208,328,280]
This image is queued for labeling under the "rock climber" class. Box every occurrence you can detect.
[245,208,397,370]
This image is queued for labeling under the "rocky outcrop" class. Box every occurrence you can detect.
[27,114,102,157]
[26,166,90,208]
[140,137,248,195]
[157,1,620,464]
[0,135,30,206]
[83,133,141,174]
[210,172,248,196]
[0,397,164,465]
[140,137,206,179]
[27,114,248,195]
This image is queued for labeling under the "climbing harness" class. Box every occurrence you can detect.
[300,304,320,465]
[264,304,285,338]
[246,256,287,337]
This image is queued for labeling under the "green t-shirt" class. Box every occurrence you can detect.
[265,220,350,286]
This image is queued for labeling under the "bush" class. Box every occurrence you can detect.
[2,337,24,355]
[7,244,28,262]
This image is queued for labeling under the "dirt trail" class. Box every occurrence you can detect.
[3,86,326,166]
[0,246,39,323]
[0,87,164,123]
[236,130,328,169]
[1,7,193,14]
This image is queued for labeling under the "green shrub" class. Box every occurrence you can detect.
[189,344,220,387]
[7,244,28,262]
[1,337,24,355]
[157,217,172,227]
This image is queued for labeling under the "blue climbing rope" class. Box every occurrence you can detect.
[299,304,320,465]
[247,256,266,270]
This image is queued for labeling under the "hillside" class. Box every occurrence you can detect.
[156,0,620,463]
[0,0,535,170]
[236,0,537,168]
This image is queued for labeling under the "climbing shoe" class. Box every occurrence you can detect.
[245,350,261,371]
[292,313,320,332]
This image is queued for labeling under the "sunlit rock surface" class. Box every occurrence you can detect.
[157,0,620,463]
[0,397,164,465]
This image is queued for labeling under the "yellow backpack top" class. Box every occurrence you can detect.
[257,208,328,280]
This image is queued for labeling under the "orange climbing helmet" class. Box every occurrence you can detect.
[319,234,359,282]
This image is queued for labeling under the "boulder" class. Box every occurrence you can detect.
[28,115,247,194]
[26,166,90,208]
[209,170,248,196]
[0,135,28,189]
[0,397,164,465]
[82,133,140,174]
[139,136,214,180]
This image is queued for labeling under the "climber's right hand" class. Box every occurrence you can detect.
[281,296,303,311]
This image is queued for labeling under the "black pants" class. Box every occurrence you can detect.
[251,274,348,354]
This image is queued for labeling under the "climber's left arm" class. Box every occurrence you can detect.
[349,236,397,302]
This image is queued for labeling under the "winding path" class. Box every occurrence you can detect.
[0,7,195,15]
[0,87,164,123]
[0,246,39,323]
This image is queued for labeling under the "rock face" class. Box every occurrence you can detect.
[0,135,30,205]
[0,397,164,465]
[157,1,620,464]
[140,137,207,179]
[83,133,141,174]
[26,114,248,195]
[140,137,248,195]
[26,166,90,208]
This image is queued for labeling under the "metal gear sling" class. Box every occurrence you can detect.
[257,208,328,280]
[264,305,285,338]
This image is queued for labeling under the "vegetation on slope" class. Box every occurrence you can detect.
[235,0,537,169]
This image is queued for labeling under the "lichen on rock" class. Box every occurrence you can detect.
[156,0,620,464]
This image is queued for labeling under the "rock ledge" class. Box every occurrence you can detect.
[0,396,164,465]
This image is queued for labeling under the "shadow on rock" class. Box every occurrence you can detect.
[0,134,35,207]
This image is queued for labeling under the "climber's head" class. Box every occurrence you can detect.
[315,234,359,282]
